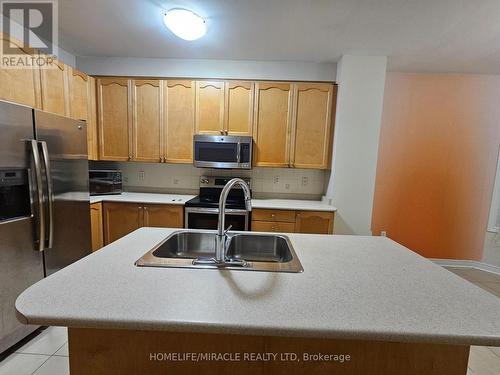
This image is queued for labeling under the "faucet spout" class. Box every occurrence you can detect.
[215,178,252,263]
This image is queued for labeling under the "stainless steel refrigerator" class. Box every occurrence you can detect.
[0,100,91,353]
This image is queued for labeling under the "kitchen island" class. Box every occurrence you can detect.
[15,228,500,374]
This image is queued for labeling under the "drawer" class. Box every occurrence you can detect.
[251,220,295,233]
[252,209,296,223]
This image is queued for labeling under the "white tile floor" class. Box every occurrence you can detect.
[0,327,69,375]
[0,267,499,374]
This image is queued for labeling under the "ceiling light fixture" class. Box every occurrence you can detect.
[163,8,207,41]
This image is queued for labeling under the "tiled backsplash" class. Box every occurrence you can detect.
[90,161,330,199]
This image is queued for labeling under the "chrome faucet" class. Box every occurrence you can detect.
[215,178,252,263]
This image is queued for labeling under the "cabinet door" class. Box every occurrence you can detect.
[97,78,131,161]
[144,205,183,228]
[103,202,143,244]
[195,81,224,134]
[224,81,254,135]
[253,82,292,167]
[69,68,89,121]
[295,211,334,234]
[87,77,99,160]
[164,80,195,163]
[40,58,70,116]
[132,80,162,162]
[90,203,103,251]
[0,34,41,108]
[291,83,335,169]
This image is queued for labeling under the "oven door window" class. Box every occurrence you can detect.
[187,212,247,231]
[195,142,238,163]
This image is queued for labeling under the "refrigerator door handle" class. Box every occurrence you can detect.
[40,141,54,249]
[29,140,45,251]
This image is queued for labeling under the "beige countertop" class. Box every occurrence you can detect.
[89,192,195,205]
[90,192,337,212]
[16,228,500,346]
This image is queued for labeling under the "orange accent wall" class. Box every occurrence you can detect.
[372,73,500,260]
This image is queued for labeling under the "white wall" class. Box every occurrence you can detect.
[325,55,387,235]
[76,56,336,81]
[482,232,500,267]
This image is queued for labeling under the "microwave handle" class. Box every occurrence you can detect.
[237,143,241,163]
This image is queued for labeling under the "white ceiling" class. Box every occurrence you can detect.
[59,0,500,73]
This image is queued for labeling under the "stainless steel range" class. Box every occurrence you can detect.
[184,176,251,230]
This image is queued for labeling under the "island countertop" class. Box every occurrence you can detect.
[15,228,500,346]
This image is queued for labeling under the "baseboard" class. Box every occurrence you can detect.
[431,258,500,276]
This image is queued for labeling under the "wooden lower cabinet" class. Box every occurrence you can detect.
[103,202,143,245]
[252,208,334,234]
[69,328,470,375]
[102,202,183,245]
[143,204,183,228]
[251,221,295,233]
[90,203,104,251]
[295,211,334,234]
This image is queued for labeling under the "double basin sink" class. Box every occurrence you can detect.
[135,230,303,273]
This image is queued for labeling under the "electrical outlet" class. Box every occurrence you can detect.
[273,176,279,184]
[301,176,309,186]
[123,177,129,183]
[285,183,290,190]
[381,231,387,237]
[139,171,145,181]
[173,178,179,185]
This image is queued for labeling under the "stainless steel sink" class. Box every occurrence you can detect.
[135,230,303,273]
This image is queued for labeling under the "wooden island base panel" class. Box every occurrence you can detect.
[68,328,470,375]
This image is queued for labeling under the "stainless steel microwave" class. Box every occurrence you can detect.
[193,135,252,169]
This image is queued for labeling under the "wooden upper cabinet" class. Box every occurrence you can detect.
[0,34,41,108]
[295,211,334,234]
[87,76,99,160]
[253,82,293,167]
[131,79,162,162]
[69,68,89,121]
[224,81,254,135]
[40,58,70,116]
[102,202,143,245]
[291,83,335,169]
[97,78,131,161]
[164,80,195,163]
[195,81,224,134]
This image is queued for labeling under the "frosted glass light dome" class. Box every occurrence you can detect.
[163,9,207,41]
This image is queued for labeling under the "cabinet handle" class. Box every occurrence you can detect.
[128,155,132,161]
[220,130,224,135]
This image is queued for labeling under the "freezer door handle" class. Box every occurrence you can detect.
[29,140,45,251]
[40,141,54,249]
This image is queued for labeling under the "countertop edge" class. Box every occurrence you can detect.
[15,313,500,347]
